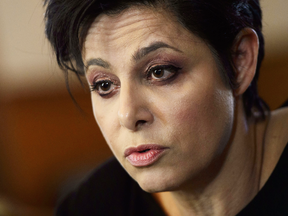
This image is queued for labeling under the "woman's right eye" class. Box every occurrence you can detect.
[90,80,117,97]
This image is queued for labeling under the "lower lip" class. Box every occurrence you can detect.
[126,149,166,167]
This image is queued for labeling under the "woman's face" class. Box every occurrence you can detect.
[83,6,235,192]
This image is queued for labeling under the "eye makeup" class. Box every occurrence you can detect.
[86,52,187,98]
[141,53,185,85]
[145,64,182,84]
[87,71,120,97]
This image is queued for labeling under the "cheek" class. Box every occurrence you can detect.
[158,79,234,153]
[91,96,119,150]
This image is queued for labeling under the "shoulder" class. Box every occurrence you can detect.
[265,106,288,157]
[55,157,164,216]
[261,104,288,186]
[74,156,130,194]
[56,157,134,215]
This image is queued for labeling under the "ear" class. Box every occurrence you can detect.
[232,28,259,96]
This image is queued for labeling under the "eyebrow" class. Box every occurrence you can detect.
[86,58,111,70]
[85,41,182,71]
[133,41,182,61]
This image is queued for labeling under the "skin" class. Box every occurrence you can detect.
[82,5,288,216]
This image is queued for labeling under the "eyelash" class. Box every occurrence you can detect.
[146,64,181,82]
[90,64,182,98]
[90,79,117,98]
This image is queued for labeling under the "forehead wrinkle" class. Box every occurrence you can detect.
[86,6,172,42]
[88,6,159,33]
[88,18,161,45]
[90,16,155,33]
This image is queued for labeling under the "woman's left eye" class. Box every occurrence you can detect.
[148,65,181,81]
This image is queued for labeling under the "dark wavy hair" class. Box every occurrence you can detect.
[44,0,269,118]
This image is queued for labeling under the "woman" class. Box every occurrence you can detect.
[44,0,288,215]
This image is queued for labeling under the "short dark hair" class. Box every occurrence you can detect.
[44,0,269,118]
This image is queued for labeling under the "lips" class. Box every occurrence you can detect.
[124,144,167,167]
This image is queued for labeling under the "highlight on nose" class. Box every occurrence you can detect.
[117,107,153,131]
[118,111,129,127]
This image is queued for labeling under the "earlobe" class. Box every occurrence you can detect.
[232,28,259,96]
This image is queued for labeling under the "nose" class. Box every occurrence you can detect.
[118,85,153,131]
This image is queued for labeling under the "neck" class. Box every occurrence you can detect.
[153,99,265,216]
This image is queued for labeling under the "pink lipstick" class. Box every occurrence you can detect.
[124,144,167,167]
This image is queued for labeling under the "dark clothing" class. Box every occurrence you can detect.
[237,142,288,215]
[57,157,165,216]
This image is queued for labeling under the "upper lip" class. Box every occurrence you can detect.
[124,144,167,157]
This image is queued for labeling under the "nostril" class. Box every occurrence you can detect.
[135,120,147,128]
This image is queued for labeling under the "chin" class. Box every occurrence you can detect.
[132,167,186,193]
[138,180,177,193]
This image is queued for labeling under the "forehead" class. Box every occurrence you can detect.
[88,6,168,37]
[83,6,200,61]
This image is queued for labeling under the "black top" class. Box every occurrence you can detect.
[56,157,165,216]
[237,142,288,216]
[57,104,288,216]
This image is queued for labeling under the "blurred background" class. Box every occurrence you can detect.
[0,0,287,215]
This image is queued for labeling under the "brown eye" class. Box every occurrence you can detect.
[90,80,117,97]
[152,68,164,78]
[99,81,111,91]
[148,65,181,81]
[90,77,119,98]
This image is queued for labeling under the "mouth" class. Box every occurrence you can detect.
[124,144,168,167]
